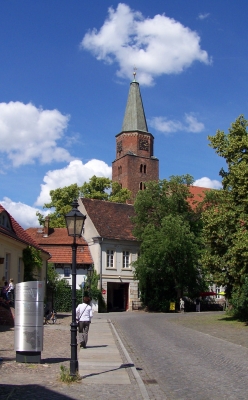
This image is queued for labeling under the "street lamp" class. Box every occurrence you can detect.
[65,199,86,376]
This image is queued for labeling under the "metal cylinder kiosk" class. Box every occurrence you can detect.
[15,281,44,363]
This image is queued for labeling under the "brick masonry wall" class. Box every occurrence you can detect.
[112,154,159,199]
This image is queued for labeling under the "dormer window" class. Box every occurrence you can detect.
[0,211,12,231]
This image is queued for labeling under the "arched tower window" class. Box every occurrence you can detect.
[139,182,143,190]
[144,165,146,174]
[140,164,143,173]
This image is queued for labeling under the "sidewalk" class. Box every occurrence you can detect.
[79,317,131,384]
[0,313,149,400]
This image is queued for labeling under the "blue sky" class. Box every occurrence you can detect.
[1,1,248,228]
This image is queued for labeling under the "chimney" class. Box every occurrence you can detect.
[43,216,50,237]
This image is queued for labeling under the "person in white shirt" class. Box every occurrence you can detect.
[76,295,93,348]
[7,279,14,300]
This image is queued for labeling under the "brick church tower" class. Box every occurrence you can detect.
[112,76,159,199]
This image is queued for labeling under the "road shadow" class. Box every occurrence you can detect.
[41,357,70,364]
[81,362,135,379]
[0,384,74,399]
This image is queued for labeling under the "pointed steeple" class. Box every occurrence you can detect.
[122,80,148,133]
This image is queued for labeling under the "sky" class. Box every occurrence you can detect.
[1,0,248,228]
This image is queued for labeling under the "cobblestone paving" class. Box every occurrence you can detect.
[1,311,248,399]
[0,313,142,400]
[112,311,248,400]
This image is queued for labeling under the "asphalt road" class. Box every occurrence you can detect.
[112,312,248,400]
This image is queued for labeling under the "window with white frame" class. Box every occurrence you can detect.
[122,251,130,268]
[64,267,71,277]
[106,250,114,268]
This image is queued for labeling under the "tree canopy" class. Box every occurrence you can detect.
[132,176,205,311]
[37,176,131,227]
[201,115,248,299]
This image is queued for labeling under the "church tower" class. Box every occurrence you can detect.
[112,74,159,199]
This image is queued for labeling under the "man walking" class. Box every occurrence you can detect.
[76,295,93,348]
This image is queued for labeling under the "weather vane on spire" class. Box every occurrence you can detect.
[133,66,137,82]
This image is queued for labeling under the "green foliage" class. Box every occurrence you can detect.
[47,263,59,291]
[37,176,132,227]
[133,177,205,311]
[98,292,107,313]
[53,278,83,312]
[201,115,248,298]
[84,268,101,300]
[22,246,42,281]
[229,276,248,321]
[37,183,80,227]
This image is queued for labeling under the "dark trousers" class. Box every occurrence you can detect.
[78,321,90,347]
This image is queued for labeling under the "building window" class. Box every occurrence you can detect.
[140,164,143,173]
[107,250,114,268]
[0,212,12,230]
[123,251,130,268]
[144,164,147,174]
[118,166,122,175]
[64,267,71,277]
[139,182,143,190]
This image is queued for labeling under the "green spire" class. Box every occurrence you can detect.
[122,77,148,133]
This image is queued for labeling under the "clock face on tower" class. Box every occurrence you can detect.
[139,138,149,151]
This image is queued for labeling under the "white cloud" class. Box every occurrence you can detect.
[0,197,48,229]
[81,3,211,86]
[185,114,205,133]
[149,113,205,134]
[35,159,112,206]
[193,177,222,189]
[198,13,210,20]
[0,101,72,167]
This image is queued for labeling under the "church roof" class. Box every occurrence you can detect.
[81,198,137,241]
[122,80,148,133]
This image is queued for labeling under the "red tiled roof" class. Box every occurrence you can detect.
[26,227,88,245]
[188,186,211,208]
[38,245,93,264]
[26,227,93,265]
[0,204,50,256]
[81,198,137,241]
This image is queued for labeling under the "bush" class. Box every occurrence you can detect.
[54,279,84,312]
[229,277,248,321]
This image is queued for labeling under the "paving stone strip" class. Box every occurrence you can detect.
[0,313,145,400]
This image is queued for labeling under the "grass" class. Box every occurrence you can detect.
[169,311,248,348]
[59,365,81,384]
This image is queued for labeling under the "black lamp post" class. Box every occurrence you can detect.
[65,199,86,376]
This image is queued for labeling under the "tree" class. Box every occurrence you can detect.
[37,176,132,227]
[201,115,248,298]
[132,176,205,311]
[46,263,60,308]
[23,246,43,281]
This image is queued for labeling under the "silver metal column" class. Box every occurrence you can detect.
[15,281,44,363]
